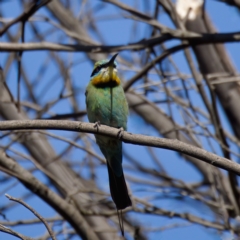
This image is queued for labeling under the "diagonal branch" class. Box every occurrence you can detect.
[5,194,56,240]
[0,0,52,37]
[0,151,100,240]
[0,223,34,240]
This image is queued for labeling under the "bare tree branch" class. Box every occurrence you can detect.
[0,223,34,240]
[5,194,56,240]
[0,119,239,175]
[0,151,101,240]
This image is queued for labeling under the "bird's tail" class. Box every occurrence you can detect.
[107,161,132,210]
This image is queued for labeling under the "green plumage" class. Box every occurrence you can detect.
[85,56,132,210]
[86,83,128,129]
[86,83,128,176]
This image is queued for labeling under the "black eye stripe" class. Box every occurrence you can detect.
[90,63,117,77]
[90,66,102,77]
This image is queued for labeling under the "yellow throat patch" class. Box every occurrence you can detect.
[91,66,121,86]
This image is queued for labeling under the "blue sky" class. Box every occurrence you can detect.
[0,1,240,240]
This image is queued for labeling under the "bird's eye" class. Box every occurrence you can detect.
[90,66,102,77]
[95,66,101,72]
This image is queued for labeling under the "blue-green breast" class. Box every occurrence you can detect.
[86,83,128,130]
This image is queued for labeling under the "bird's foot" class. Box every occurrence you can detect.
[94,121,101,131]
[117,127,124,139]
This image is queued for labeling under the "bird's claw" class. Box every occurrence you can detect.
[117,127,124,139]
[94,121,101,131]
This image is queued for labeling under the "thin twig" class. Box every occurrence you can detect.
[5,194,56,240]
[0,223,34,240]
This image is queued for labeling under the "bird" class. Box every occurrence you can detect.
[85,53,132,213]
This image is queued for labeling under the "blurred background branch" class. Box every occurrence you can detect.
[0,0,240,239]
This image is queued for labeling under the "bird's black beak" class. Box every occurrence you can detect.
[107,53,118,67]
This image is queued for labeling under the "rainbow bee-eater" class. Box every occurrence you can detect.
[85,54,132,212]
